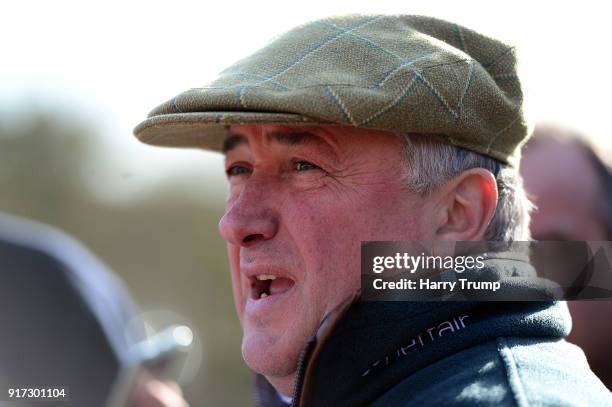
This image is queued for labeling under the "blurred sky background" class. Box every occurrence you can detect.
[1,0,610,405]
[2,0,611,202]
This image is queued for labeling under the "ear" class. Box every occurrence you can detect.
[434,168,498,241]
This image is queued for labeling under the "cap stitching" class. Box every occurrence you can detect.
[453,24,468,53]
[456,60,475,119]
[358,75,419,126]
[224,72,290,90]
[172,96,183,113]
[318,20,406,61]
[486,112,522,154]
[324,86,357,125]
[414,71,459,120]
[250,15,386,88]
[483,46,516,71]
[490,72,519,82]
[193,58,472,92]
[376,51,445,88]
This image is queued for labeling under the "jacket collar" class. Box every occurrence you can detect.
[257,252,571,406]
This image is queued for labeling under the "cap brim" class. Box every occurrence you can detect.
[133,112,329,152]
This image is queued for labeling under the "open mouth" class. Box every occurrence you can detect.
[250,275,295,300]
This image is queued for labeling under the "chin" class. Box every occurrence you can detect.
[242,328,301,379]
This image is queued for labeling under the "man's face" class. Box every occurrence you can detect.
[219,125,435,389]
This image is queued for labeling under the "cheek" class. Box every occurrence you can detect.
[288,189,427,260]
[283,189,427,310]
[283,199,358,297]
[351,192,428,241]
[285,198,383,299]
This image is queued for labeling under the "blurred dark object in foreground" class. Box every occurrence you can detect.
[0,212,140,406]
[521,125,612,390]
[0,108,250,405]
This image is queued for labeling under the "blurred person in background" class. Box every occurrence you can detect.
[0,108,234,406]
[521,126,612,390]
[133,15,611,406]
[0,212,188,407]
[520,125,612,389]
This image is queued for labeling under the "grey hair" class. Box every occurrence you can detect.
[399,134,532,242]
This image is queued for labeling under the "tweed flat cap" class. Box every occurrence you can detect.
[134,15,531,166]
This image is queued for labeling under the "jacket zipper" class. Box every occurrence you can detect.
[290,335,317,406]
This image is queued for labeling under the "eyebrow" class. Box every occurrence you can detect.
[223,131,338,159]
[222,134,247,153]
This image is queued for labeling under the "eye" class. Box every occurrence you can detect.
[294,160,321,172]
[226,164,252,177]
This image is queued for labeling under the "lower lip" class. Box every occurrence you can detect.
[244,286,295,318]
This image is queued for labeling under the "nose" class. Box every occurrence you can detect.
[218,177,279,247]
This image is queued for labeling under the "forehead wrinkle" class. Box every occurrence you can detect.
[267,131,339,161]
[223,126,345,162]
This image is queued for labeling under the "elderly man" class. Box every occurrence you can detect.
[134,15,611,406]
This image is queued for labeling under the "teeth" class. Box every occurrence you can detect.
[260,292,268,299]
[256,275,277,281]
